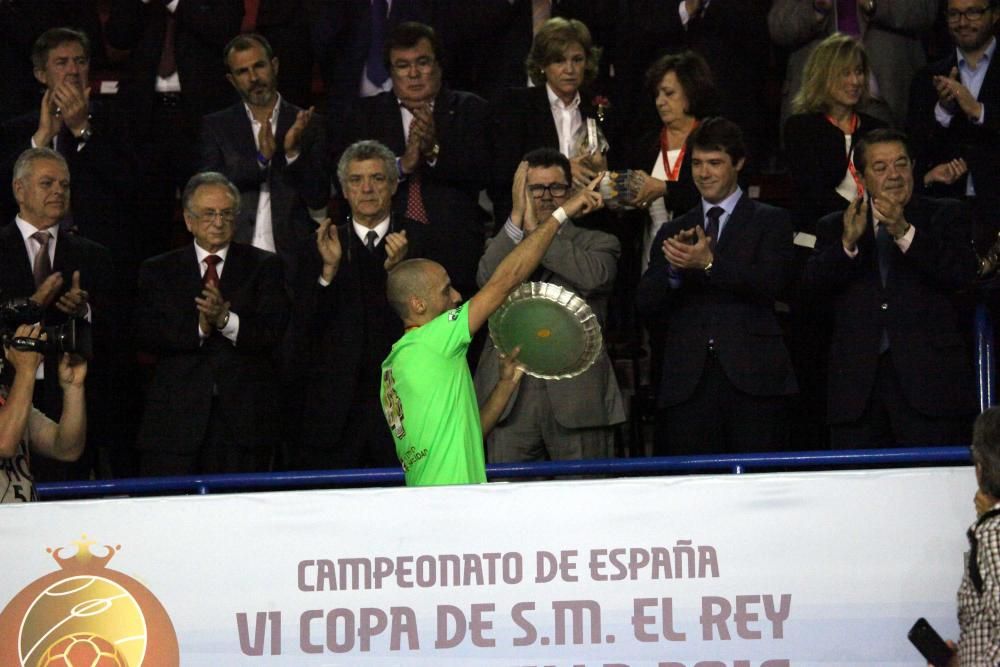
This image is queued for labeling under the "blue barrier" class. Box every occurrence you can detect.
[33,301,995,500]
[35,446,971,499]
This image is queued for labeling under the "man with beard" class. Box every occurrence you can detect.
[907,0,1000,256]
[200,33,330,275]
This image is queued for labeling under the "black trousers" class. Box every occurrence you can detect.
[830,351,973,449]
[654,350,790,456]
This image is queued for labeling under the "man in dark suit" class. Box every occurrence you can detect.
[200,33,329,275]
[803,128,978,448]
[474,148,624,463]
[0,1,105,123]
[135,172,289,475]
[337,21,489,301]
[636,118,798,455]
[0,27,138,267]
[907,0,1000,255]
[0,28,142,478]
[287,140,410,470]
[1,148,112,480]
[105,0,242,260]
[312,0,433,123]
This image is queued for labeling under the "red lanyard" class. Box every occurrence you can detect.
[825,112,864,197]
[659,120,698,182]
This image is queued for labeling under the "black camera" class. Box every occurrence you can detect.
[0,297,92,360]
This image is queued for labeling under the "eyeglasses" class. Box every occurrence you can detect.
[946,6,991,22]
[527,183,570,198]
[193,209,236,224]
[391,56,436,74]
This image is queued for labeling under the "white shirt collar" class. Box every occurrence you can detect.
[243,93,282,127]
[702,186,743,219]
[958,36,997,68]
[15,216,56,242]
[546,83,580,111]
[353,216,391,245]
[194,242,230,265]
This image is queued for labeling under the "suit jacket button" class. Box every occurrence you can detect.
[880,302,888,311]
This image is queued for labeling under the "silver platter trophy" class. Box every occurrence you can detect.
[488,282,603,380]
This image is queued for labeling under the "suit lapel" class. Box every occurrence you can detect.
[377,94,406,154]
[52,229,71,274]
[182,245,203,295]
[433,89,456,150]
[0,224,34,291]
[714,195,751,256]
[219,243,248,295]
[979,52,1000,103]
[533,87,560,150]
[275,99,295,144]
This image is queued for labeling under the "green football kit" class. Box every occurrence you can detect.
[380,303,486,486]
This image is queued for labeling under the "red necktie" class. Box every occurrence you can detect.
[406,173,430,224]
[203,254,221,289]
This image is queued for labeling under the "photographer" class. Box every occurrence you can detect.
[1,324,87,503]
[933,406,1000,665]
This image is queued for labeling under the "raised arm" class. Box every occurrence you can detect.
[467,166,605,335]
[31,353,87,462]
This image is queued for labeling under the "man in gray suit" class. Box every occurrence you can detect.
[199,33,329,275]
[474,148,625,463]
[769,0,938,128]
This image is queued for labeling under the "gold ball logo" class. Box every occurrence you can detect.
[36,632,128,666]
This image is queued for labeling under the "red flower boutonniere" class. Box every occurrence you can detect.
[592,95,610,123]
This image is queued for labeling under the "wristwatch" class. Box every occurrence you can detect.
[703,260,714,276]
[427,143,440,160]
[75,124,93,142]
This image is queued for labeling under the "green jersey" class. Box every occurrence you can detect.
[380,303,486,486]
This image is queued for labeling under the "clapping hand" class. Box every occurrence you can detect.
[55,271,89,317]
[283,106,315,159]
[841,194,869,251]
[383,230,409,271]
[196,284,230,335]
[316,218,342,282]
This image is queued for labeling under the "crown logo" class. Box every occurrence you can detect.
[46,535,120,572]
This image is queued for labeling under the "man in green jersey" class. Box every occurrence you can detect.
[381,162,605,486]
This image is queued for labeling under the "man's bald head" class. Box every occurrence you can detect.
[387,258,460,324]
[387,259,438,318]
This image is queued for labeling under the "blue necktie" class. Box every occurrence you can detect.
[367,0,389,87]
[876,223,891,287]
[705,206,724,249]
[876,223,891,352]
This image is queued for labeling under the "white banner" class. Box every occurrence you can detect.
[0,467,975,666]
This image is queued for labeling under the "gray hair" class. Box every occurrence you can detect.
[973,407,1000,498]
[337,140,398,191]
[183,171,241,214]
[13,147,67,183]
